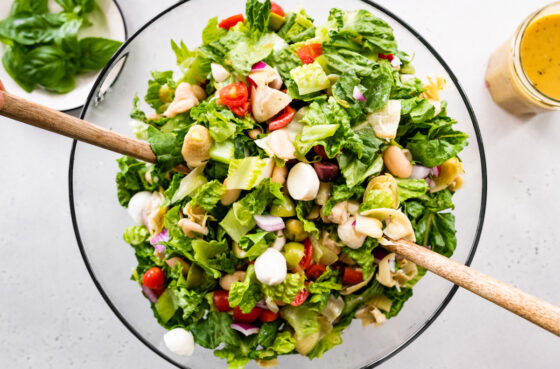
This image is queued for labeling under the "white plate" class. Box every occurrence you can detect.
[0,0,127,111]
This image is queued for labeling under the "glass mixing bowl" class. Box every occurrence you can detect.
[69,0,487,367]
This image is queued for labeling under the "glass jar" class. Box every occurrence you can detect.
[485,2,560,115]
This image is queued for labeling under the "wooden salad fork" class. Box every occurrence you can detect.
[1,90,559,336]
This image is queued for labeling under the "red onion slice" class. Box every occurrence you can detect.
[352,86,366,102]
[142,285,159,303]
[430,166,441,177]
[254,215,285,232]
[230,322,260,336]
[150,228,169,246]
[251,61,267,71]
[425,177,435,189]
[410,165,431,179]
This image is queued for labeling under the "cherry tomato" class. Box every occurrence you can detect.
[290,289,310,306]
[342,268,363,285]
[142,267,165,290]
[313,145,329,160]
[218,14,245,29]
[378,53,394,62]
[306,264,326,281]
[297,43,322,64]
[299,238,313,269]
[260,310,279,322]
[231,101,251,117]
[233,306,263,323]
[268,106,295,131]
[270,2,285,17]
[214,290,232,312]
[219,82,249,108]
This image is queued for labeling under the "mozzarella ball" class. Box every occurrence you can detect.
[255,248,287,286]
[163,328,195,356]
[127,191,152,225]
[287,162,320,201]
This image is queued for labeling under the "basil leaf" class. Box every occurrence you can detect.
[78,37,122,70]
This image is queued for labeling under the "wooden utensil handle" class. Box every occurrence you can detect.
[383,238,560,336]
[0,91,157,163]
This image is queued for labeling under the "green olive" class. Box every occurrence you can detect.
[284,219,308,241]
[270,196,296,217]
[159,84,173,103]
[283,242,305,268]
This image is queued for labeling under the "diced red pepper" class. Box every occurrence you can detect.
[297,43,323,64]
[378,53,394,62]
[268,106,295,131]
[306,264,326,281]
[342,268,363,285]
[260,310,279,322]
[233,306,263,323]
[299,239,313,269]
[218,14,245,29]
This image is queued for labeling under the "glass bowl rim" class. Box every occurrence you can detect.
[68,1,488,368]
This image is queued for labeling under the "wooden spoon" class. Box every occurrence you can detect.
[2,91,559,336]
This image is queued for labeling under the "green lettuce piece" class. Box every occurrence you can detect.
[308,267,342,311]
[265,46,302,80]
[341,238,377,278]
[403,117,468,168]
[289,62,329,95]
[422,189,454,212]
[189,311,241,349]
[154,289,176,324]
[280,305,319,339]
[192,239,236,278]
[144,70,175,112]
[170,285,205,321]
[270,331,296,354]
[338,9,397,53]
[245,0,271,35]
[323,47,377,77]
[171,39,211,85]
[396,178,429,203]
[294,124,339,155]
[210,140,235,164]
[190,100,254,142]
[383,287,413,318]
[228,265,263,313]
[337,126,384,187]
[339,279,383,320]
[322,184,365,215]
[164,166,208,206]
[147,126,186,172]
[295,201,318,234]
[360,188,394,211]
[220,209,256,243]
[257,320,281,348]
[202,16,227,45]
[228,33,277,74]
[123,225,149,245]
[190,180,225,212]
[277,9,315,43]
[225,157,274,190]
[239,231,275,260]
[115,156,158,206]
[307,328,343,359]
[262,273,305,305]
[415,212,456,257]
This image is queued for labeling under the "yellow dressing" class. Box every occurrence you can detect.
[520,14,560,100]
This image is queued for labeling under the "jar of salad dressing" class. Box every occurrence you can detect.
[486,2,560,114]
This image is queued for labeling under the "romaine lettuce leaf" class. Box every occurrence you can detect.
[295,201,318,234]
[190,180,225,212]
[261,273,304,304]
[322,184,365,216]
[144,70,175,112]
[189,311,241,349]
[202,16,227,45]
[341,238,377,278]
[115,156,159,206]
[277,9,315,43]
[239,231,275,260]
[383,286,413,318]
[289,62,329,95]
[164,166,208,206]
[123,225,149,245]
[280,305,319,339]
[225,157,274,190]
[396,178,429,203]
[147,125,186,172]
[245,0,271,35]
[415,212,456,257]
[228,265,263,313]
[192,239,236,278]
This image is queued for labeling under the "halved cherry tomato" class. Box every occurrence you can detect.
[214,290,232,312]
[142,267,165,290]
[231,101,251,117]
[342,268,363,285]
[299,239,313,269]
[270,2,285,17]
[306,264,326,281]
[219,82,249,108]
[260,310,279,322]
[378,53,394,62]
[218,14,244,29]
[268,106,295,131]
[233,306,263,323]
[297,43,322,64]
[291,289,310,306]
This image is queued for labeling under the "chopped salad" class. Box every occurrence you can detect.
[117,1,468,367]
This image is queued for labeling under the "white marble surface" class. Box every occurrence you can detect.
[1,0,559,368]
